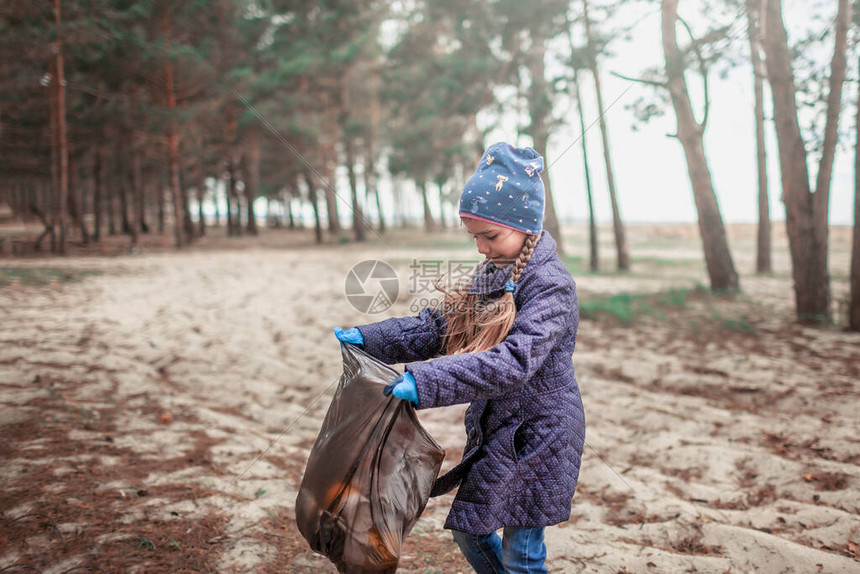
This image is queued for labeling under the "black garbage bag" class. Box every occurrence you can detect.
[295,343,445,573]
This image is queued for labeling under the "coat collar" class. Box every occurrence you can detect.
[466,230,556,295]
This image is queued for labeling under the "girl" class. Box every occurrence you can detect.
[334,142,585,573]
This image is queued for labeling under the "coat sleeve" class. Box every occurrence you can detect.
[406,277,576,409]
[354,307,448,365]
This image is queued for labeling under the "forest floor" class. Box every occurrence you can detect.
[0,222,858,573]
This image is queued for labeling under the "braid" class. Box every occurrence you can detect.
[511,233,541,283]
[439,231,542,355]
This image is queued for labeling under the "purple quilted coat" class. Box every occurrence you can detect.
[356,230,585,535]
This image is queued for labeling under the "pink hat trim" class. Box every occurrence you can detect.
[459,213,538,235]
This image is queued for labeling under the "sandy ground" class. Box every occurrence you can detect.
[0,223,858,573]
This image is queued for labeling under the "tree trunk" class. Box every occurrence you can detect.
[345,139,366,241]
[68,155,89,244]
[662,0,739,292]
[338,78,366,242]
[163,8,184,248]
[577,82,599,272]
[119,180,131,235]
[418,181,436,232]
[323,111,341,234]
[157,171,165,234]
[534,133,564,254]
[49,73,58,252]
[393,175,406,228]
[747,0,771,274]
[364,148,384,232]
[568,25,598,272]
[182,176,194,241]
[108,170,117,236]
[224,172,233,235]
[851,56,860,331]
[367,66,385,233]
[762,0,849,322]
[139,176,149,233]
[373,187,385,232]
[812,0,850,251]
[437,184,447,229]
[130,142,142,247]
[93,148,102,241]
[582,0,629,271]
[212,186,221,227]
[243,128,260,235]
[304,170,323,244]
[287,193,296,229]
[31,187,54,251]
[117,152,131,235]
[196,164,206,237]
[53,0,69,255]
[227,155,241,236]
[525,29,564,255]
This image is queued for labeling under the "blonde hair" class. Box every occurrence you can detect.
[434,233,541,355]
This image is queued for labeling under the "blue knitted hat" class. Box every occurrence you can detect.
[459,142,545,236]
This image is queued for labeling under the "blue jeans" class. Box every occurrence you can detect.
[452,527,547,574]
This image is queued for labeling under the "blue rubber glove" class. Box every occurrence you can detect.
[333,326,364,346]
[383,372,419,406]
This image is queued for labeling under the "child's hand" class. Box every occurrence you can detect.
[383,372,419,406]
[333,326,364,346]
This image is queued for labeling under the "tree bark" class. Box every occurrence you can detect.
[393,175,406,228]
[762,0,849,321]
[213,183,221,227]
[418,181,436,232]
[568,23,598,272]
[119,179,131,235]
[437,183,448,229]
[108,168,117,236]
[130,141,142,247]
[31,196,54,251]
[53,0,69,254]
[851,56,860,330]
[747,0,771,274]
[93,149,102,241]
[323,108,341,234]
[182,175,194,241]
[227,155,241,236]
[851,54,860,330]
[225,167,234,235]
[364,151,384,233]
[286,192,296,229]
[195,163,206,237]
[49,72,58,252]
[139,176,149,233]
[157,171,165,234]
[304,170,323,244]
[163,7,185,248]
[338,76,366,242]
[243,128,260,235]
[662,0,739,292]
[68,154,89,244]
[813,0,850,250]
[345,138,366,241]
[367,66,385,233]
[582,0,629,271]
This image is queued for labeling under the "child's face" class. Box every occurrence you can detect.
[461,217,528,268]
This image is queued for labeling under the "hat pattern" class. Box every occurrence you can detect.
[459,142,545,235]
